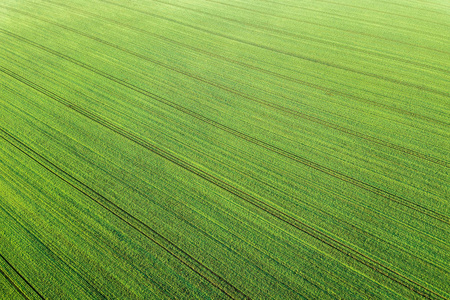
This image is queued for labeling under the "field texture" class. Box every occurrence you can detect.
[0,0,449,299]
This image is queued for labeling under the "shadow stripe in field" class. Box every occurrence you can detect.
[0,253,44,300]
[1,29,448,223]
[1,68,447,300]
[11,3,448,129]
[0,127,249,300]
[93,0,450,97]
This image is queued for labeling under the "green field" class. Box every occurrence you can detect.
[0,0,449,299]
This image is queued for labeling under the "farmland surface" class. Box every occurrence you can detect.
[0,0,449,299]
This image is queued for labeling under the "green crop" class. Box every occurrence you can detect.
[0,0,448,299]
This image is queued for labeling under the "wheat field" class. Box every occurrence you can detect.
[0,0,449,299]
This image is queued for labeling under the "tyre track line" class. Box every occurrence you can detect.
[0,127,249,300]
[25,1,449,127]
[1,31,448,221]
[1,69,447,300]
[0,253,44,300]
[97,0,450,98]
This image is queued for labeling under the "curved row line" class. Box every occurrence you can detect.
[1,29,447,222]
[0,127,248,300]
[193,127,449,246]
[31,1,449,128]
[134,94,449,242]
[96,0,450,98]
[0,253,41,300]
[138,0,448,72]
[2,67,446,300]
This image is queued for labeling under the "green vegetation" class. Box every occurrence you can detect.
[0,0,448,298]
